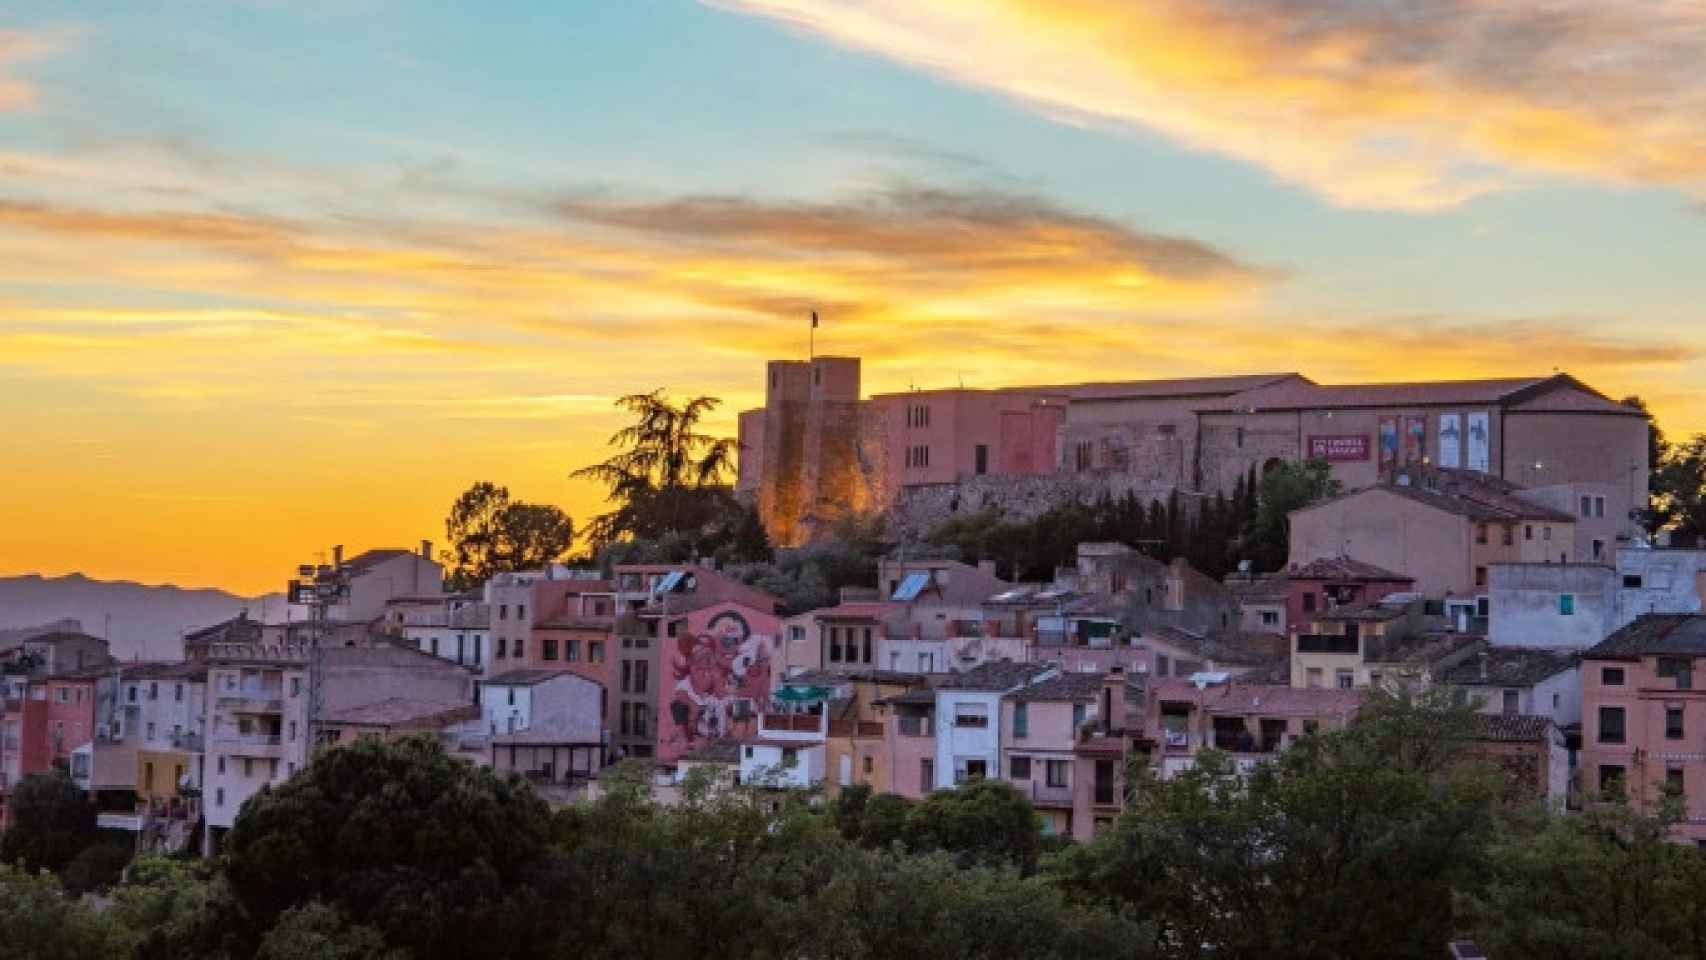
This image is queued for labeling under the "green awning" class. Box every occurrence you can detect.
[773,685,831,703]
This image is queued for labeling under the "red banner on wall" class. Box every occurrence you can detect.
[1307,434,1371,462]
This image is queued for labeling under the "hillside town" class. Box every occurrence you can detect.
[4,356,1695,864]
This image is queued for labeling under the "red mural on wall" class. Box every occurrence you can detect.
[660,604,775,763]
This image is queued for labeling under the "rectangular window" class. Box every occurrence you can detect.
[1602,667,1625,686]
[497,636,507,658]
[954,705,989,728]
[218,756,226,775]
[1009,756,1031,779]
[635,662,649,694]
[1502,689,1519,715]
[1599,764,1626,799]
[1581,496,1593,518]
[518,604,526,621]
[590,641,604,663]
[1668,768,1685,800]
[1072,703,1087,730]
[634,705,648,738]
[1658,657,1695,690]
[1156,654,1170,677]
[1046,759,1070,788]
[1302,592,1317,613]
[1261,611,1278,626]
[1336,670,1354,689]
[1306,667,1324,688]
[149,682,159,701]
[1476,524,1489,545]
[565,640,578,663]
[1667,707,1685,740]
[514,637,523,659]
[1476,566,1488,587]
[216,788,224,807]
[1559,594,1575,616]
[1502,526,1514,547]
[1012,703,1028,739]
[542,637,557,661]
[1595,497,1606,518]
[619,702,631,736]
[499,604,508,620]
[1525,525,1534,541]
[921,757,934,791]
[1543,526,1553,541]
[1598,706,1626,744]
[861,628,873,664]
[146,722,156,739]
[243,758,253,777]
[974,444,988,476]
[863,756,873,776]
[291,677,303,697]
[175,683,184,702]
[289,721,297,741]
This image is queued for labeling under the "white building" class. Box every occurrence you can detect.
[932,660,1057,789]
[1439,647,1581,730]
[394,594,489,670]
[1614,547,1706,627]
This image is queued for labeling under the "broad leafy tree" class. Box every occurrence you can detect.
[222,736,557,960]
[1051,692,1496,960]
[0,862,132,960]
[903,778,1042,873]
[0,770,97,875]
[441,482,574,589]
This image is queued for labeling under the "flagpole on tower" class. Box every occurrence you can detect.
[810,309,818,362]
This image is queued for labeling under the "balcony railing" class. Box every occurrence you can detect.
[1029,780,1074,807]
[221,734,283,747]
[1296,634,1359,655]
[759,714,823,734]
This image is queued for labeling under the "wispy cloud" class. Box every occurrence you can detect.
[713,0,1706,209]
[0,28,71,111]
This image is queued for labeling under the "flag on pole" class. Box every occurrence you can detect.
[811,310,819,328]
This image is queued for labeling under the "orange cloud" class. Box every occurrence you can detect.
[0,158,1699,593]
[714,0,1706,209]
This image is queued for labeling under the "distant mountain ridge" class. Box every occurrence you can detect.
[0,573,282,661]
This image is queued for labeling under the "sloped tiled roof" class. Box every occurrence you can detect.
[1365,631,1482,667]
[1225,575,1290,604]
[1207,377,1551,413]
[1588,615,1706,659]
[324,698,478,728]
[1440,647,1577,686]
[1289,556,1414,584]
[119,661,208,682]
[1476,713,1553,742]
[1009,671,1107,703]
[811,602,889,621]
[344,549,414,575]
[485,668,577,686]
[937,660,1056,691]
[1150,680,1365,717]
[788,668,928,686]
[679,738,743,764]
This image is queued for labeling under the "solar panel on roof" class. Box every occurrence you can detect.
[653,570,685,595]
[892,572,930,601]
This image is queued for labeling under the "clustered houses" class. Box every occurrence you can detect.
[2,354,1697,853]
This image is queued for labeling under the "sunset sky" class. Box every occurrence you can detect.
[3,1,1704,595]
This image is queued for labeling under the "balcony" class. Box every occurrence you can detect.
[1029,780,1075,808]
[757,713,826,741]
[171,731,206,752]
[219,684,285,711]
[218,734,287,758]
[1296,634,1359,655]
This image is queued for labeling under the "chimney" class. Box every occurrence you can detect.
[333,544,344,567]
[420,539,432,561]
[1101,666,1125,733]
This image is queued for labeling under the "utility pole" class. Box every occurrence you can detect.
[286,551,352,759]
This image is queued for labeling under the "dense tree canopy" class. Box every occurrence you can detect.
[0,770,98,875]
[222,735,557,960]
[441,481,575,590]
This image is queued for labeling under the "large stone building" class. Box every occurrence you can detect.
[737,359,1649,549]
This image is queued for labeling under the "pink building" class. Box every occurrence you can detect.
[657,600,780,765]
[868,386,1067,493]
[877,685,938,800]
[1581,615,1706,841]
[1285,557,1415,634]
[1000,671,1135,840]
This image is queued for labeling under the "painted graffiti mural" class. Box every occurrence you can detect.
[661,604,776,762]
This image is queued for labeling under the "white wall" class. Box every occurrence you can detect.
[1615,549,1706,628]
[935,691,1001,789]
[739,742,825,789]
[481,683,533,735]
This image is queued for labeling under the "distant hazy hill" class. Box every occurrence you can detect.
[0,574,282,661]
